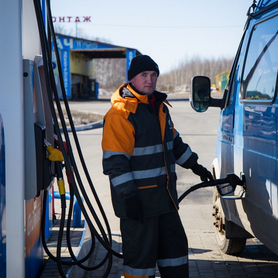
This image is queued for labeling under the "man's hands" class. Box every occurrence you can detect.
[191,163,213,182]
[124,193,144,222]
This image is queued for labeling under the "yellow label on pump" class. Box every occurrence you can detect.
[58,179,66,195]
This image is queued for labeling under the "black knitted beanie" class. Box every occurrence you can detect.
[128,55,160,80]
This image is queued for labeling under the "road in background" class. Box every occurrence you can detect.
[69,100,278,278]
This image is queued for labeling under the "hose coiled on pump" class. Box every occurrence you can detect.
[33,1,123,277]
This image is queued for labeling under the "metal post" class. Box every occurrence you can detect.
[126,50,137,81]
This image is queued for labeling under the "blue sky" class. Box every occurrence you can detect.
[51,0,252,73]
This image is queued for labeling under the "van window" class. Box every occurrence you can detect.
[242,16,278,101]
[259,0,277,8]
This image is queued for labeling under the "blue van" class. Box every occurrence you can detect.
[191,0,278,255]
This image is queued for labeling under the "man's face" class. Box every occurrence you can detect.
[131,71,158,95]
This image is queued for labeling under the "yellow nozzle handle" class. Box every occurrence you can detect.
[47,146,64,162]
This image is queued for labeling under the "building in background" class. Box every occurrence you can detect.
[55,34,140,100]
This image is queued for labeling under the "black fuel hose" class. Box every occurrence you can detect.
[45,0,117,260]
[44,0,121,266]
[178,173,245,204]
[33,0,119,276]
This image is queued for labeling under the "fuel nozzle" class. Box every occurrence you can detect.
[217,173,246,200]
[47,145,66,196]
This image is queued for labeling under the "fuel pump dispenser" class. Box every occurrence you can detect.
[1,0,119,276]
[0,1,58,277]
[23,45,63,278]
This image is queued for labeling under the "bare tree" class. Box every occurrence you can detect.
[92,56,233,96]
[92,58,126,92]
[157,56,233,93]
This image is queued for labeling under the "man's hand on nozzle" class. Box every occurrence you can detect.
[124,193,144,222]
[191,163,213,182]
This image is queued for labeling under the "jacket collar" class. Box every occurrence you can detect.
[111,83,169,114]
[126,84,149,104]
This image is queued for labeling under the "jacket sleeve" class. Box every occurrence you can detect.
[172,128,198,169]
[102,111,137,198]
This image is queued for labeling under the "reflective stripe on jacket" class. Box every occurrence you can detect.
[102,83,198,218]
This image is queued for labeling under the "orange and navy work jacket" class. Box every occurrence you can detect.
[102,83,198,218]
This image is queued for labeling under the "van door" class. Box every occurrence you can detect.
[217,21,251,224]
[239,15,278,254]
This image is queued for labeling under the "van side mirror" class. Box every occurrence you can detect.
[191,76,226,111]
[191,76,211,112]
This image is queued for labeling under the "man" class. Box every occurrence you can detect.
[102,55,213,278]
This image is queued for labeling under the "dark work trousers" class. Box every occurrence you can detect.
[120,210,189,278]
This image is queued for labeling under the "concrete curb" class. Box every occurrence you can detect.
[66,120,104,132]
